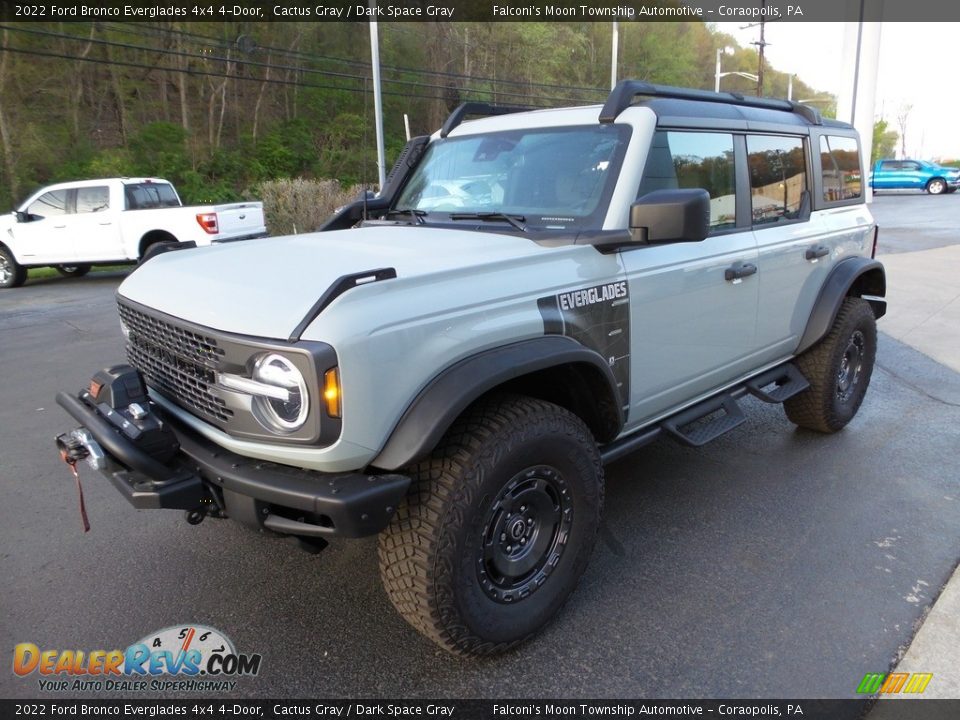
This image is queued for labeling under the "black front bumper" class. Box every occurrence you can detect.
[56,389,410,539]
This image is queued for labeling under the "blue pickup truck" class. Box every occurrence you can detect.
[870,159,960,195]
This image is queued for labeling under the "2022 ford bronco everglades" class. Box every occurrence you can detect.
[56,82,886,655]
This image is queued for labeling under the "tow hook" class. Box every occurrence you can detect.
[184,499,227,526]
[54,428,103,533]
[56,428,106,471]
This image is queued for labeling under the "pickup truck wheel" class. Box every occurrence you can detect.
[784,298,877,433]
[0,246,27,288]
[140,241,176,264]
[55,264,91,278]
[378,395,603,656]
[926,178,946,195]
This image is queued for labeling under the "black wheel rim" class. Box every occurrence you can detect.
[837,330,865,403]
[478,465,572,604]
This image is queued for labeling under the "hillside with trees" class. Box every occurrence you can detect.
[0,21,829,213]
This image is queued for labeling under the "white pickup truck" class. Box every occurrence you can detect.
[0,177,267,288]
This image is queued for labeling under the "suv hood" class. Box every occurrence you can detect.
[118,226,545,339]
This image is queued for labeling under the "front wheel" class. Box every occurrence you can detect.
[926,178,946,195]
[378,395,603,656]
[0,246,27,288]
[55,264,91,278]
[784,297,877,433]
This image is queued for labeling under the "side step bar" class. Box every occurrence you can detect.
[661,396,746,448]
[600,362,808,461]
[744,364,809,403]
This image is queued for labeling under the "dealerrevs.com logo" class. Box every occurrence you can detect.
[13,625,262,693]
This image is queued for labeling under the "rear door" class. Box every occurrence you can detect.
[753,133,871,362]
[748,133,827,363]
[70,184,123,261]
[872,160,901,189]
[621,130,759,427]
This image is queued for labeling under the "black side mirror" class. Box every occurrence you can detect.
[629,189,710,244]
[14,210,28,223]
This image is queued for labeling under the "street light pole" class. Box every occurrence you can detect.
[714,46,734,92]
[715,48,722,92]
[611,22,619,90]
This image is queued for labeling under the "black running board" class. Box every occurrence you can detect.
[600,362,808,460]
[744,363,809,403]
[661,395,747,447]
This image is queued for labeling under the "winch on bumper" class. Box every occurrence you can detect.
[55,365,410,539]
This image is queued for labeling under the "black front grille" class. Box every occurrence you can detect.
[118,301,233,424]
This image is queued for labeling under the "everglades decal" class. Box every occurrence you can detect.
[538,281,630,412]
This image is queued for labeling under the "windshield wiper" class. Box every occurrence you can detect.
[449,212,528,232]
[386,208,427,225]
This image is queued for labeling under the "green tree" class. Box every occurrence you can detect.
[872,119,898,162]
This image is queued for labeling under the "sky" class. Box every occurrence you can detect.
[714,22,960,160]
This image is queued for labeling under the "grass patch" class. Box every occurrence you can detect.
[29,264,132,280]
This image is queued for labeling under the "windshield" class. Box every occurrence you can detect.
[394,124,631,230]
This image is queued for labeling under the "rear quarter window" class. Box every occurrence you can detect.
[820,136,862,202]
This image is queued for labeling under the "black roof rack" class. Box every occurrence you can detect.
[440,102,537,138]
[599,80,823,126]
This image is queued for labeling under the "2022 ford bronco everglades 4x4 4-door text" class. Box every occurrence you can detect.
[56,82,886,655]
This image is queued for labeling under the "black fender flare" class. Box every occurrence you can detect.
[370,336,624,471]
[796,256,886,354]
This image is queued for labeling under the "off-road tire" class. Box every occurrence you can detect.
[0,245,27,288]
[55,264,91,278]
[378,394,603,656]
[784,297,877,433]
[926,178,946,195]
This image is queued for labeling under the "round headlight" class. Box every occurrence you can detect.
[251,353,309,433]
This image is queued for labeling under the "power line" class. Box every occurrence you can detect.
[100,21,609,100]
[0,23,600,106]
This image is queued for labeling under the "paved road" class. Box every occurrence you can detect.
[870,191,960,254]
[2,208,960,705]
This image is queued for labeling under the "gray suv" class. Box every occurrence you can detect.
[57,82,886,656]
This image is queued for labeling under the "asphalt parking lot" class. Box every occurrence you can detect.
[2,193,959,706]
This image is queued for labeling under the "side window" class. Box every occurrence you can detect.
[879,160,899,171]
[125,183,180,210]
[26,190,68,220]
[637,131,736,231]
[746,135,807,225]
[76,186,110,213]
[819,136,862,202]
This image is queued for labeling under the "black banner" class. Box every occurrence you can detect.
[1,0,959,23]
[4,700,960,720]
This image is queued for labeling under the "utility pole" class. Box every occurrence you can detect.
[753,1,768,97]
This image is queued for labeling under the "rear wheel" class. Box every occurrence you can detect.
[926,178,946,195]
[139,241,177,264]
[0,246,26,288]
[55,264,91,278]
[378,395,603,656]
[784,298,877,433]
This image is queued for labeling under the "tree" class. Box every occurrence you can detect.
[872,119,898,162]
[896,104,912,158]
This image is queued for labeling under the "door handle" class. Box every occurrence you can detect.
[725,262,757,283]
[805,244,830,261]
[53,224,66,229]
[98,222,113,226]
